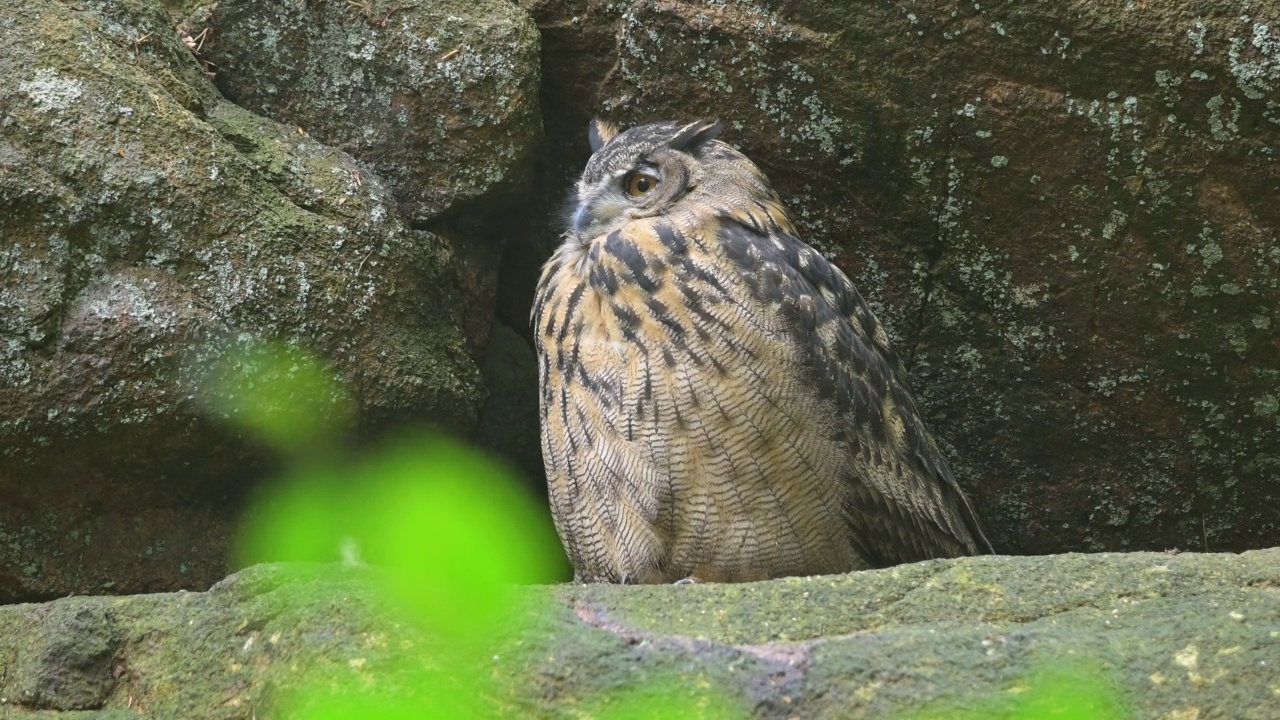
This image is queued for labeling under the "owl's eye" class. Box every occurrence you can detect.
[625,171,660,197]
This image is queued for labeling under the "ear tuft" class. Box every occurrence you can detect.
[588,119,620,152]
[668,119,725,151]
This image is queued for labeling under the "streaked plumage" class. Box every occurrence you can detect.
[533,119,991,584]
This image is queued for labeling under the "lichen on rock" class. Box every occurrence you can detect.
[0,0,540,601]
[516,0,1280,557]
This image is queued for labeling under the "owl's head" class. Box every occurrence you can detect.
[566,119,772,241]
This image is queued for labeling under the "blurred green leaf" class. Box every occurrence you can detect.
[1014,661,1127,720]
[276,662,497,720]
[898,658,1128,720]
[235,431,561,641]
[346,434,562,640]
[202,340,351,451]
[235,463,346,566]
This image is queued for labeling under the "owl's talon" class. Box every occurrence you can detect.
[672,576,700,586]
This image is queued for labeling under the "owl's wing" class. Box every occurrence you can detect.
[718,218,992,565]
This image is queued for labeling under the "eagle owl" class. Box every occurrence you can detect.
[532,119,990,584]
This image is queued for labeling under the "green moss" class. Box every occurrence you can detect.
[7,552,1278,717]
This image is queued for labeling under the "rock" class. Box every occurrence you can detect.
[195,0,543,226]
[189,0,546,360]
[9,604,118,711]
[4,0,1276,605]
[475,320,545,492]
[0,0,541,600]
[1,551,1277,718]
[515,0,1280,555]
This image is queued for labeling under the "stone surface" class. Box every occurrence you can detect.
[188,0,546,361]
[1,550,1277,718]
[4,0,1279,607]
[476,320,545,491]
[0,0,540,601]
[196,0,542,226]
[512,0,1280,556]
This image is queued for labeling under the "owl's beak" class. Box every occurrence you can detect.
[572,204,593,236]
[571,193,628,239]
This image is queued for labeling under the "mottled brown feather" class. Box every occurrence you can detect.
[534,120,990,583]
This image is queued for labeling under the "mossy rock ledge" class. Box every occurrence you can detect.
[0,550,1276,718]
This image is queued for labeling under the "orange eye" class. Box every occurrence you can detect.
[625,171,660,196]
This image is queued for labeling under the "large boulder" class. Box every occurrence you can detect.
[0,551,1276,717]
[196,0,543,226]
[189,0,545,357]
[513,0,1280,555]
[0,0,540,601]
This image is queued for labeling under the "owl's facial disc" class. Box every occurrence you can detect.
[571,162,676,239]
[568,119,724,242]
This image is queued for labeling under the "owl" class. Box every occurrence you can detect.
[532,119,990,584]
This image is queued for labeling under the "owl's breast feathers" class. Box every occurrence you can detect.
[534,199,988,581]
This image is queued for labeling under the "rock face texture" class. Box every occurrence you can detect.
[1,551,1277,718]
[0,0,540,601]
[513,0,1280,556]
[2,0,1279,602]
[198,0,542,226]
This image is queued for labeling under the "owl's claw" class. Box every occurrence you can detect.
[672,576,701,586]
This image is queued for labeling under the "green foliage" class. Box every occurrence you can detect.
[898,659,1129,720]
[203,340,352,452]
[211,340,563,717]
[235,433,562,642]
[274,665,497,720]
